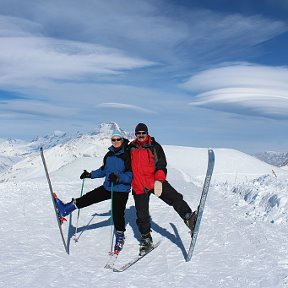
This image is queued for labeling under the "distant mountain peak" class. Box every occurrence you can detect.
[91,122,120,136]
[254,151,288,167]
[53,130,67,137]
[90,122,132,139]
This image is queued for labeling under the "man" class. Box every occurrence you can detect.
[129,123,197,255]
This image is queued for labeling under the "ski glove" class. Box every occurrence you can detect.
[154,180,163,197]
[80,170,91,179]
[108,173,119,184]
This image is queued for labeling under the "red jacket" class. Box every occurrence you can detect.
[129,136,167,195]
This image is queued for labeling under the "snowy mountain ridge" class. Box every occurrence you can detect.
[0,122,131,157]
[254,151,288,167]
[0,122,132,177]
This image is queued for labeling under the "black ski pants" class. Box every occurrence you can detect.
[133,180,192,235]
[75,185,129,232]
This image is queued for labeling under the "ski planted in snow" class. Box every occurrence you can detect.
[40,147,69,254]
[186,148,215,262]
[112,241,161,272]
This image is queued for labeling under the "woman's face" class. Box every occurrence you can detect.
[111,137,123,147]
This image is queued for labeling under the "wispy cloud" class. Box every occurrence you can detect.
[0,37,154,84]
[1,2,287,90]
[0,99,76,117]
[0,16,154,88]
[183,63,288,119]
[96,102,156,114]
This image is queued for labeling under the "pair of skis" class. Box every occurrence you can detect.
[41,147,215,271]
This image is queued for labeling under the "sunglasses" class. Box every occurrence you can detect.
[111,138,122,142]
[135,131,147,136]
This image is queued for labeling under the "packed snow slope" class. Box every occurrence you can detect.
[1,125,288,288]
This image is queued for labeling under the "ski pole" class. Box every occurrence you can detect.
[109,182,115,254]
[73,178,85,242]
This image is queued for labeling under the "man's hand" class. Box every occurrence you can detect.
[154,180,163,197]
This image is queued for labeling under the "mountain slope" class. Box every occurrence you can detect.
[1,129,288,287]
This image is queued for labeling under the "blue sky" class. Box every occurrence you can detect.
[0,0,288,153]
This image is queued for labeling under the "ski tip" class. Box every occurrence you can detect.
[208,148,215,160]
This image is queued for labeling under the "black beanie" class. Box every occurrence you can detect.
[135,123,148,133]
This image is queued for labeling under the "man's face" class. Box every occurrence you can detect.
[135,131,148,142]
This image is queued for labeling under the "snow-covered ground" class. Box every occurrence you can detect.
[1,128,288,287]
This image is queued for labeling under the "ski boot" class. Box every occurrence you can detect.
[55,197,77,218]
[114,231,125,255]
[184,210,198,232]
[139,233,153,256]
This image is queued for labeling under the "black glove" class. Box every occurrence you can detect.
[80,170,91,179]
[108,173,119,184]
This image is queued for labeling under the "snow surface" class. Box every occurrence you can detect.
[1,128,288,287]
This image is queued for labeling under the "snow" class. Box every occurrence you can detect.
[1,129,288,287]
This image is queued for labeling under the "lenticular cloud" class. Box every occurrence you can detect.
[184,64,288,119]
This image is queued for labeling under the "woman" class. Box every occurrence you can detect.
[55,130,132,254]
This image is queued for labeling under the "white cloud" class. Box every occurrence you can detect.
[183,63,288,119]
[96,102,156,114]
[0,15,155,87]
[0,36,154,82]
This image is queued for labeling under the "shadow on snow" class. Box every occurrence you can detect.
[66,205,187,259]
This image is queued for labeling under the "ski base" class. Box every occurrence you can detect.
[40,147,69,254]
[112,241,161,272]
[186,149,215,262]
